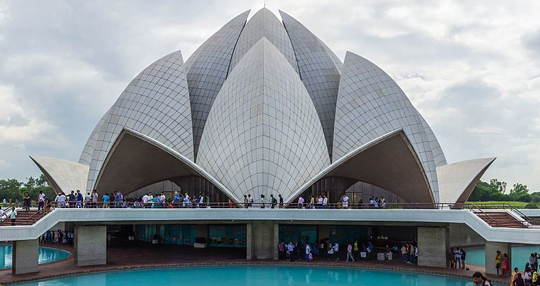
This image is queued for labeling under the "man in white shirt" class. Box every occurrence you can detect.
[342,195,349,208]
[333,242,340,261]
[322,195,328,209]
[142,193,149,208]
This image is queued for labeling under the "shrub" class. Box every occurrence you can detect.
[525,203,538,209]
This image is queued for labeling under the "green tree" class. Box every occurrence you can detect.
[530,192,540,203]
[0,178,23,201]
[489,179,507,193]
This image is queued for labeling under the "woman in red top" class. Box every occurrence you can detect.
[502,253,510,276]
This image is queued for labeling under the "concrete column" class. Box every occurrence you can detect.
[246,223,252,260]
[247,221,274,259]
[318,225,330,242]
[485,241,510,275]
[12,239,39,275]
[273,223,279,260]
[196,224,208,242]
[75,225,107,266]
[417,227,448,268]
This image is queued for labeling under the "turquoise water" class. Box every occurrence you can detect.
[0,245,71,269]
[9,265,500,286]
[466,245,540,270]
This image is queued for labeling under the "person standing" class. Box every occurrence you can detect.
[37,191,45,212]
[353,240,359,259]
[322,195,328,209]
[278,241,285,260]
[460,248,467,269]
[10,206,17,225]
[76,190,83,208]
[278,194,283,209]
[454,248,462,269]
[91,190,98,208]
[305,243,312,262]
[346,243,355,262]
[23,192,31,211]
[495,250,502,275]
[102,193,110,208]
[298,196,304,209]
[342,194,349,208]
[248,194,253,208]
[287,242,295,262]
[502,253,510,276]
[309,196,315,209]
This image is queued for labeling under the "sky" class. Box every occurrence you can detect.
[0,0,539,192]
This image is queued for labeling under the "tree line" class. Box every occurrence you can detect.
[469,179,540,204]
[0,174,56,203]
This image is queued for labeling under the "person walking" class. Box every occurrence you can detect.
[271,194,277,209]
[346,243,355,262]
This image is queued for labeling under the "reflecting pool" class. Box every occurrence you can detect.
[9,265,501,286]
[0,244,71,269]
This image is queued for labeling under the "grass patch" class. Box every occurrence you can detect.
[466,201,530,208]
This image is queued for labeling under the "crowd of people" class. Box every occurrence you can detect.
[40,230,75,245]
[277,239,416,264]
[3,190,397,211]
[498,251,540,286]
[449,247,467,269]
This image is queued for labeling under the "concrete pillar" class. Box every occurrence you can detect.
[246,223,252,260]
[318,225,330,242]
[273,223,279,260]
[247,221,274,259]
[485,241,510,275]
[12,239,39,275]
[196,224,208,242]
[417,227,448,268]
[75,225,107,266]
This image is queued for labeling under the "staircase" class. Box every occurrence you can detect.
[474,211,528,228]
[0,210,50,226]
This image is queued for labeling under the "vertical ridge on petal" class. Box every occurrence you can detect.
[280,10,341,159]
[228,8,299,75]
[198,38,329,202]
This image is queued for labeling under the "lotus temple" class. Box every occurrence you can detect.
[2,8,539,283]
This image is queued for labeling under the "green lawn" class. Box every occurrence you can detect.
[466,201,531,208]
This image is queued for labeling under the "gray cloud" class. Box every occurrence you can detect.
[1,0,539,192]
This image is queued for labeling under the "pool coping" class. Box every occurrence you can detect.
[0,260,510,285]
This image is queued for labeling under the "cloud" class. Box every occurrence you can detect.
[0,84,60,145]
[0,0,539,193]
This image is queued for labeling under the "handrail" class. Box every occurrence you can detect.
[464,204,498,227]
[24,202,55,225]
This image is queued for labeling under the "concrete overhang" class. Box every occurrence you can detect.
[94,128,237,201]
[289,130,434,204]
